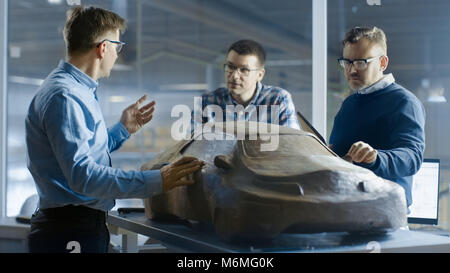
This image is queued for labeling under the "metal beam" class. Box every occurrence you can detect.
[312,0,327,138]
[142,36,223,57]
[0,0,8,217]
[144,0,311,59]
[136,0,143,93]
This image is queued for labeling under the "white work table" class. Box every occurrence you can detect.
[0,217,30,253]
[106,211,450,253]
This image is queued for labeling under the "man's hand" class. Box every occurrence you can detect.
[345,141,378,164]
[160,156,206,192]
[120,95,155,134]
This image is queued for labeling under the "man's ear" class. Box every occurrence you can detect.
[380,55,389,72]
[257,67,265,82]
[96,41,106,59]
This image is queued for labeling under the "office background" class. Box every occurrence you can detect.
[1,0,449,230]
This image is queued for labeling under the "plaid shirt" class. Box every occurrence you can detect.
[191,82,301,131]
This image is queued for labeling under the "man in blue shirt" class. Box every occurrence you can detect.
[192,40,301,133]
[329,27,425,210]
[25,6,204,253]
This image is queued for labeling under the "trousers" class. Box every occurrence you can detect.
[28,205,110,253]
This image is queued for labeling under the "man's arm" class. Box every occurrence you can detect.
[107,95,155,152]
[190,94,207,136]
[190,109,203,136]
[358,99,425,179]
[107,122,130,153]
[278,92,301,130]
[44,93,201,199]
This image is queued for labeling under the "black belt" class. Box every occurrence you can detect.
[39,205,107,221]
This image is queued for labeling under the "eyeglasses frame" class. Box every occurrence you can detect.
[223,62,262,76]
[337,55,383,70]
[96,39,126,54]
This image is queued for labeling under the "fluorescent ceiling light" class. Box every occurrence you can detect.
[112,64,133,71]
[266,60,312,67]
[48,0,63,5]
[108,96,127,103]
[8,167,32,181]
[9,76,44,86]
[159,83,208,91]
[427,95,447,103]
[9,46,21,58]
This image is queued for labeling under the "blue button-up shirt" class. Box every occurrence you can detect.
[25,60,162,211]
[192,82,301,131]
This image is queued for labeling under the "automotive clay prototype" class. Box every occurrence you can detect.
[142,121,407,241]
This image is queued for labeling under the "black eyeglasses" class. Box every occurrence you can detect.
[96,39,126,54]
[223,63,261,77]
[337,55,382,70]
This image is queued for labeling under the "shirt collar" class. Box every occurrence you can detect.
[357,73,395,95]
[58,60,99,92]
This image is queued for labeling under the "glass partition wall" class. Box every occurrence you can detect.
[6,0,313,215]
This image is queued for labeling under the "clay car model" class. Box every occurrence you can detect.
[142,121,407,241]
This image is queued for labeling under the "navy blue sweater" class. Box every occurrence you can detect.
[329,83,425,207]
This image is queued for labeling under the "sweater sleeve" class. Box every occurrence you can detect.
[359,97,425,179]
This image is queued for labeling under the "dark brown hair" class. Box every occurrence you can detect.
[63,6,126,56]
[342,26,387,54]
[227,40,266,66]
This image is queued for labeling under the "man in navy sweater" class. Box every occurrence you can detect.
[329,26,425,209]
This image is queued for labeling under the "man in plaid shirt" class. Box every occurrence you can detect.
[191,40,301,133]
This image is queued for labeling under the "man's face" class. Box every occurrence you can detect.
[225,50,265,102]
[342,38,387,90]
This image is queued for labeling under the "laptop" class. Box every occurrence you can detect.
[408,159,441,225]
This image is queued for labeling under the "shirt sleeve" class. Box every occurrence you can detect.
[190,110,203,136]
[358,98,425,179]
[43,92,162,199]
[190,94,207,136]
[278,92,301,130]
[107,121,130,153]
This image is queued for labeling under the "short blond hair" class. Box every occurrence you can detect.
[63,6,126,56]
[342,26,387,54]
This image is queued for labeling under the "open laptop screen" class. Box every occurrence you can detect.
[407,159,440,225]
